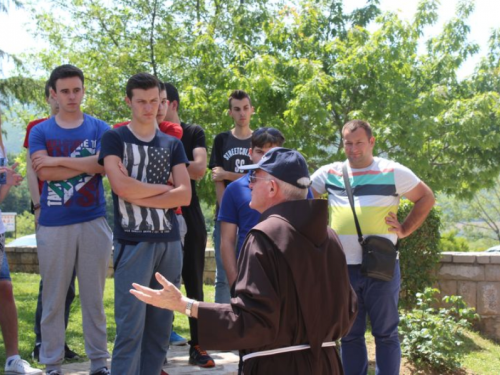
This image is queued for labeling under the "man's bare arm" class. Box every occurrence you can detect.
[312,187,322,199]
[0,184,12,204]
[26,152,41,222]
[32,153,104,175]
[31,150,91,181]
[212,166,244,183]
[385,181,435,239]
[104,155,171,200]
[187,147,207,180]
[126,163,191,209]
[0,164,22,203]
[215,180,225,206]
[221,221,238,287]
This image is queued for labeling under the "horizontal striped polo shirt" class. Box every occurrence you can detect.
[311,157,420,264]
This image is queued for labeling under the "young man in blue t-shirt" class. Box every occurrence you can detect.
[29,64,113,375]
[99,73,191,375]
[218,127,285,288]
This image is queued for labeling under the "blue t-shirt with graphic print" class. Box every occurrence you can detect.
[98,126,189,244]
[29,114,109,226]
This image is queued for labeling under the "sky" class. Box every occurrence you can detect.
[0,0,499,78]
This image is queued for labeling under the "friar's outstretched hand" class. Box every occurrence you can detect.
[130,272,185,312]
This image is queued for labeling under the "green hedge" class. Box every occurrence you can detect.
[398,201,441,309]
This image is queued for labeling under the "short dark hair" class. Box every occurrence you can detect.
[159,81,166,93]
[228,90,251,109]
[44,80,51,98]
[164,82,180,106]
[342,120,373,139]
[251,127,285,149]
[48,64,84,92]
[126,73,161,99]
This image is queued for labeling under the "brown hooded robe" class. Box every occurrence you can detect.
[198,199,357,374]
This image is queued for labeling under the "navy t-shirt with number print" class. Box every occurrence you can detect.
[208,131,252,187]
[99,126,189,244]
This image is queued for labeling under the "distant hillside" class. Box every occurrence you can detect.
[2,119,25,155]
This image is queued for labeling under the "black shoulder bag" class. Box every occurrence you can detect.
[342,163,398,281]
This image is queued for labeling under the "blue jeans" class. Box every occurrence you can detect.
[213,220,230,303]
[341,261,401,375]
[111,240,183,375]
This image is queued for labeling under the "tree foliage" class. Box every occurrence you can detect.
[4,0,500,203]
[439,177,500,245]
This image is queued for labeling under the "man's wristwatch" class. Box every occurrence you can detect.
[33,203,41,211]
[185,299,195,317]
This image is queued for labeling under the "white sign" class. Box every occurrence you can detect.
[2,212,17,232]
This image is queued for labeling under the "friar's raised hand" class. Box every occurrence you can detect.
[130,272,185,312]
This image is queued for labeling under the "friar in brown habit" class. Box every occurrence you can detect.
[131,148,357,374]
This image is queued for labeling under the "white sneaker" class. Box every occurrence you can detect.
[4,358,42,375]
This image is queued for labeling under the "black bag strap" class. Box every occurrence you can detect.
[342,163,364,245]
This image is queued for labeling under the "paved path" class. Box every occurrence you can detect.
[60,346,239,375]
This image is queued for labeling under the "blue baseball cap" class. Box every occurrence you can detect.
[240,147,311,189]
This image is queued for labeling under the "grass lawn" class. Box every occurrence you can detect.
[1,273,214,372]
[1,273,499,374]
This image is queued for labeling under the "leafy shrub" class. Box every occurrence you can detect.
[398,201,441,308]
[440,230,470,252]
[399,288,478,372]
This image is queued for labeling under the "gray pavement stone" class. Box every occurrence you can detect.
[59,346,239,375]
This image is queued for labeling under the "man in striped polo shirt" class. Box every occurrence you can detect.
[311,120,435,375]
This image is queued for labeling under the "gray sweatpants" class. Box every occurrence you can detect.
[111,240,183,375]
[37,217,112,372]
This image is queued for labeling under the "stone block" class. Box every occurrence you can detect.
[477,282,500,315]
[486,265,500,281]
[438,280,457,299]
[477,255,491,264]
[106,267,114,278]
[440,253,453,263]
[438,264,485,281]
[453,254,476,263]
[5,251,20,262]
[15,264,39,273]
[457,281,477,308]
[204,270,215,285]
[490,255,500,264]
[20,253,36,265]
[477,316,500,342]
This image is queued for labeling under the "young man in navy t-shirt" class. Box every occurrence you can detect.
[99,73,190,375]
[29,64,112,375]
[218,127,285,288]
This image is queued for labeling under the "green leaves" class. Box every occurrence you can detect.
[398,201,441,309]
[3,0,499,199]
[399,287,478,371]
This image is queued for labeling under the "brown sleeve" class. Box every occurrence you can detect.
[197,232,282,351]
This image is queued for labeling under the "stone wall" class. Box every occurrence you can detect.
[6,245,216,282]
[5,245,115,277]
[437,252,500,341]
[7,246,499,340]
